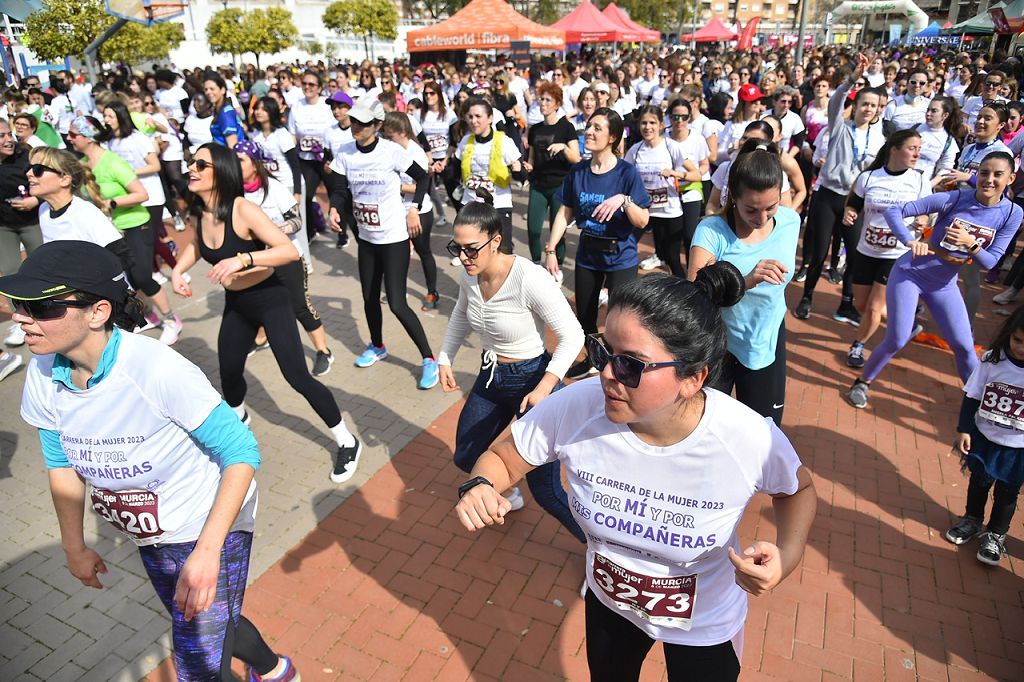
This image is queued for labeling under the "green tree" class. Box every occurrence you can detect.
[299,39,324,58]
[206,8,248,63]
[324,0,399,60]
[22,0,115,62]
[417,0,467,20]
[101,22,185,67]
[242,7,298,67]
[530,0,561,25]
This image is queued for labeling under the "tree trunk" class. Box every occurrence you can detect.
[363,35,369,61]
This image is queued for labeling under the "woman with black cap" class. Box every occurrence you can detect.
[6,240,301,682]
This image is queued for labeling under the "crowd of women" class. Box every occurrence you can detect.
[3,40,1023,681]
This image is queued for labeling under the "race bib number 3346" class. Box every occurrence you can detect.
[592,553,697,629]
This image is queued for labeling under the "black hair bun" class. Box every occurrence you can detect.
[694,261,745,308]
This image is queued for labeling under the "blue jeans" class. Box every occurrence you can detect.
[453,352,586,543]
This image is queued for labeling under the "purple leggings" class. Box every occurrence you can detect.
[863,253,977,384]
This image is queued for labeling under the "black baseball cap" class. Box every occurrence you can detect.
[0,240,130,302]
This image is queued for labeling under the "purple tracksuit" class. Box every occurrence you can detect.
[862,190,1023,383]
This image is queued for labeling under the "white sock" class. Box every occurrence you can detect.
[330,420,356,448]
[231,402,246,420]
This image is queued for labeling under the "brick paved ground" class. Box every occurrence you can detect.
[2,189,1022,681]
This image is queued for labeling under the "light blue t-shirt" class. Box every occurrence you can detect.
[692,207,800,370]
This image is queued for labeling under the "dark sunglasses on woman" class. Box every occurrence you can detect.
[585,334,689,389]
[9,297,93,320]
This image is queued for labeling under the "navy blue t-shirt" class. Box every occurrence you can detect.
[556,159,651,271]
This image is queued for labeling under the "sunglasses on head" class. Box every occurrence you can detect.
[188,159,214,172]
[446,234,496,259]
[29,163,62,177]
[10,297,93,320]
[585,334,689,389]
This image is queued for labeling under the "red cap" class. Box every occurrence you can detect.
[738,83,765,102]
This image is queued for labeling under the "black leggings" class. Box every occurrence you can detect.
[122,225,162,297]
[220,616,277,679]
[299,158,327,240]
[498,208,514,254]
[650,202,700,277]
[965,461,1021,536]
[410,211,438,295]
[357,238,433,358]
[160,160,186,215]
[803,187,856,302]
[219,279,341,426]
[575,265,638,335]
[274,260,322,333]
[585,589,740,682]
[714,322,786,425]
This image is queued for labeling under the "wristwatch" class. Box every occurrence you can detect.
[109,199,118,211]
[621,195,633,212]
[968,240,983,254]
[458,476,494,499]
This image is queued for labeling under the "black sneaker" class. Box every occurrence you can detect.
[833,303,862,327]
[247,340,269,357]
[312,350,334,377]
[331,437,362,483]
[336,231,349,249]
[793,265,808,283]
[846,342,865,368]
[945,515,983,545]
[827,268,843,285]
[794,296,812,320]
[976,532,1007,566]
[566,358,595,380]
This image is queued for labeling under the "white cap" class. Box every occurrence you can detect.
[349,96,385,124]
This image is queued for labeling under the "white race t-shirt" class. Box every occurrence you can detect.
[183,115,213,155]
[965,353,1024,447]
[882,96,929,131]
[245,177,298,228]
[152,112,183,163]
[39,197,122,246]
[764,110,805,153]
[625,138,690,218]
[915,124,959,180]
[400,140,433,215]
[852,167,930,259]
[106,131,165,207]
[455,132,521,209]
[252,127,296,187]
[421,109,457,160]
[20,332,258,546]
[512,381,802,646]
[672,133,710,202]
[287,97,334,161]
[156,85,189,122]
[329,138,413,244]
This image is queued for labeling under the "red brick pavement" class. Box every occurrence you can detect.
[144,283,1023,682]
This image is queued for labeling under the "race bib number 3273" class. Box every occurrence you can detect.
[592,553,697,629]
[91,488,163,540]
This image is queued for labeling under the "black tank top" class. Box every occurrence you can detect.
[197,199,263,265]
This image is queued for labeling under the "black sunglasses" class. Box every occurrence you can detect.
[29,163,62,177]
[670,113,690,121]
[188,159,214,172]
[985,81,1002,87]
[585,334,689,389]
[10,297,93,320]
[446,234,497,260]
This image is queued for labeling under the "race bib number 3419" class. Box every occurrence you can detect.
[592,553,697,629]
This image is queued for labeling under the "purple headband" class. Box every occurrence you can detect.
[234,140,273,165]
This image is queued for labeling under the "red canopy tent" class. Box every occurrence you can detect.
[551,0,632,43]
[601,3,661,42]
[679,17,738,43]
[407,0,565,52]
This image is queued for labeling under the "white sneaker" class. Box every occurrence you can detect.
[173,215,187,232]
[158,315,183,345]
[152,271,169,285]
[0,352,23,381]
[504,487,525,511]
[4,324,25,347]
[598,288,609,308]
[640,254,663,271]
[554,269,564,285]
[993,288,1020,305]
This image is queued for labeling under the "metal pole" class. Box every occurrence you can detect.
[692,0,698,52]
[795,0,809,65]
[84,17,129,82]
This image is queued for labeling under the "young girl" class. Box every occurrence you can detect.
[945,306,1024,566]
[842,130,931,369]
[849,153,1024,408]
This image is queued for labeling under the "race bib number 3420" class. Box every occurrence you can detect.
[91,488,163,540]
[592,553,697,629]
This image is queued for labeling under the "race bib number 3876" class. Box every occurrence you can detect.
[91,488,163,540]
[592,553,697,629]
